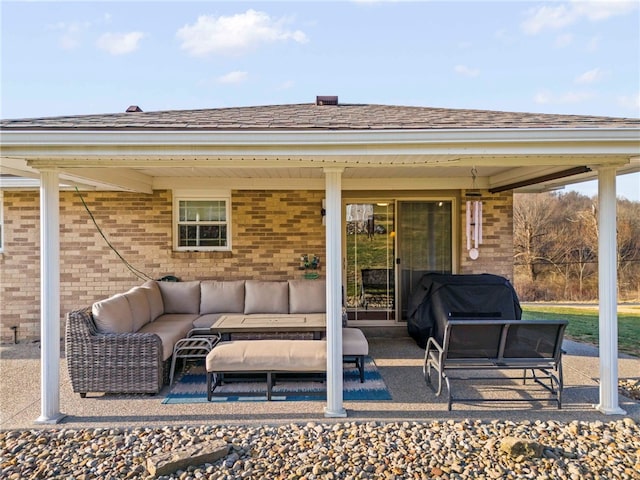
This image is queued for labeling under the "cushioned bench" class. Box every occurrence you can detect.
[423,319,567,410]
[206,339,327,400]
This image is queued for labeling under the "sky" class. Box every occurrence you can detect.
[1,0,638,200]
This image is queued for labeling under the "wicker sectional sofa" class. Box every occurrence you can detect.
[65,279,326,397]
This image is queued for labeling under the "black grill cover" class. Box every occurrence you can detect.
[407,273,522,348]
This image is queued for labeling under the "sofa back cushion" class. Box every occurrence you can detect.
[92,294,133,333]
[200,280,245,314]
[141,280,164,321]
[124,287,152,332]
[244,280,289,314]
[289,279,326,314]
[157,280,201,314]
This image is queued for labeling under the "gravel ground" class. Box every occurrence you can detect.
[2,419,639,479]
[620,380,640,402]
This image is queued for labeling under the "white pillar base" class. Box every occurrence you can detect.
[35,412,67,425]
[324,406,348,418]
[594,404,626,416]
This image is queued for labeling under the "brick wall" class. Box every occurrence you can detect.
[458,190,514,280]
[0,189,326,342]
[0,188,514,342]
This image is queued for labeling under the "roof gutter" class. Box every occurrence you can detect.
[2,127,639,153]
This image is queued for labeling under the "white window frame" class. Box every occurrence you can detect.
[173,190,231,252]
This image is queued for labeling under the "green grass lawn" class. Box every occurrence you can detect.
[522,306,640,357]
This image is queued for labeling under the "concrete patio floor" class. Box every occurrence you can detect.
[1,333,638,430]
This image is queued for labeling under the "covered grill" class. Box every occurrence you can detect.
[407,273,522,348]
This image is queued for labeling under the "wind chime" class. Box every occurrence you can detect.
[465,167,482,260]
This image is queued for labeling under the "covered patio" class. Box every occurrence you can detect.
[1,330,639,429]
[1,99,639,423]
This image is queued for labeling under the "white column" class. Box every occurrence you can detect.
[35,170,65,424]
[595,167,626,415]
[324,167,347,418]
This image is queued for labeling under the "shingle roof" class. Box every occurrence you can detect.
[1,103,639,130]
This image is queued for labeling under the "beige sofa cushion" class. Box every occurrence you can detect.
[124,287,152,332]
[92,294,133,334]
[244,280,289,314]
[342,327,369,356]
[138,314,196,361]
[206,340,326,372]
[288,279,326,314]
[200,280,245,314]
[157,280,201,314]
[141,280,164,321]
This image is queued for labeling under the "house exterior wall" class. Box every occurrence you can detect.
[459,190,514,280]
[0,188,513,343]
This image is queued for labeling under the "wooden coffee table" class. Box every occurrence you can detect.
[211,314,326,340]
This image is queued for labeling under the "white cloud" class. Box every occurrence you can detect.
[454,65,480,78]
[48,21,92,50]
[494,28,514,44]
[586,35,601,52]
[560,90,595,103]
[278,80,295,90]
[555,33,573,47]
[534,90,552,104]
[521,0,638,35]
[572,0,638,21]
[575,67,605,84]
[217,71,248,84]
[176,9,308,57]
[617,93,640,112]
[534,89,594,105]
[521,4,576,34]
[96,32,145,55]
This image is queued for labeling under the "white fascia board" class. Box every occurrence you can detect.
[0,157,39,177]
[0,177,41,189]
[489,165,588,187]
[155,176,475,191]
[61,168,153,193]
[2,128,639,160]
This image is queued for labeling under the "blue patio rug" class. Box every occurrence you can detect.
[162,356,392,403]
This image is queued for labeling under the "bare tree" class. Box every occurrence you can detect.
[514,191,640,302]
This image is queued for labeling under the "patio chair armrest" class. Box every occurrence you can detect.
[65,307,163,395]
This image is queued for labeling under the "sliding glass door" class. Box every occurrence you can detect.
[397,201,452,319]
[344,199,453,322]
[344,202,395,321]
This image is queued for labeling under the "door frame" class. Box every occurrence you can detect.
[342,194,459,326]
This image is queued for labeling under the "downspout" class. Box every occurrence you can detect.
[595,166,626,415]
[35,169,65,424]
[324,167,347,418]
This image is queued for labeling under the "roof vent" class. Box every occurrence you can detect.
[126,105,143,113]
[316,96,338,106]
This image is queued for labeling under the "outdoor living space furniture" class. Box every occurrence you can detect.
[211,314,368,382]
[210,313,367,382]
[211,314,326,341]
[342,327,369,382]
[66,278,327,396]
[423,319,567,410]
[206,339,327,400]
[169,333,221,385]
